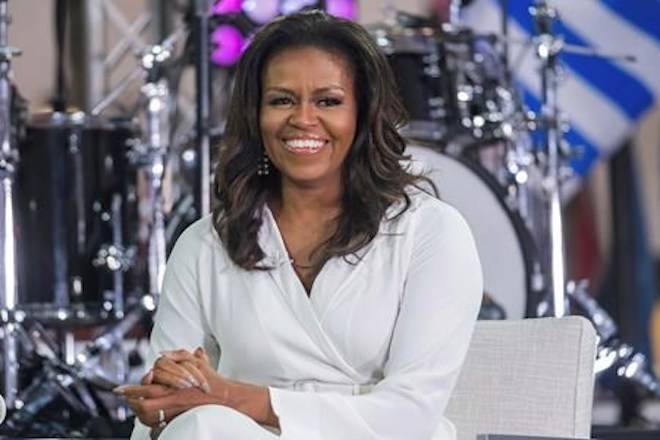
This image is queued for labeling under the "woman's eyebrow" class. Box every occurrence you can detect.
[263,86,293,94]
[263,85,346,94]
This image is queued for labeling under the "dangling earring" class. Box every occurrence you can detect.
[257,152,270,176]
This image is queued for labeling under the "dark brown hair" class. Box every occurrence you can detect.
[213,10,435,270]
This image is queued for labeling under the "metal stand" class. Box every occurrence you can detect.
[0,0,21,409]
[531,1,567,317]
[3,296,156,434]
[193,0,211,217]
[568,281,660,397]
[135,45,173,297]
[524,0,660,400]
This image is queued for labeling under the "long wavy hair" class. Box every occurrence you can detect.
[213,10,435,270]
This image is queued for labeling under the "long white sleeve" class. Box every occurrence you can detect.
[268,202,483,440]
[130,221,220,440]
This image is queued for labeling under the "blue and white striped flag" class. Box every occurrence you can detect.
[462,0,660,176]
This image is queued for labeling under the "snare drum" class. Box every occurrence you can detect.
[15,112,137,323]
[406,142,544,318]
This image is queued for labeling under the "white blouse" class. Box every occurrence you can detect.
[131,190,483,440]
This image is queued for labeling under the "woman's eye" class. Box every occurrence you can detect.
[318,97,342,107]
[268,96,293,106]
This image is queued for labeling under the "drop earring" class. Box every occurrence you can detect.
[257,152,270,176]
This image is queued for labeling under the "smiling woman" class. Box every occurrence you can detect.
[259,46,357,193]
[123,10,483,440]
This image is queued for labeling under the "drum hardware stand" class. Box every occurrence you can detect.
[524,0,660,407]
[92,194,135,319]
[131,43,173,297]
[528,1,638,318]
[1,296,157,435]
[0,0,22,410]
[529,0,568,318]
[90,31,183,298]
[567,280,660,397]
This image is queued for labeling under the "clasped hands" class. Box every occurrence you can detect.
[114,347,229,428]
[114,347,278,430]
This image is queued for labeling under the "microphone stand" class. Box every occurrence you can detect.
[0,0,21,409]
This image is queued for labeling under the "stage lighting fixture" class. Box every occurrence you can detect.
[210,0,359,67]
[212,0,242,15]
[211,24,245,66]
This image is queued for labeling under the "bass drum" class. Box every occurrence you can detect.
[406,143,543,318]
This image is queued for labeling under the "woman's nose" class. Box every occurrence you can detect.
[289,102,318,127]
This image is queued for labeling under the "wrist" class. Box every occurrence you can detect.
[223,380,279,427]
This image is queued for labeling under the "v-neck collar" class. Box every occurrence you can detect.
[259,205,363,381]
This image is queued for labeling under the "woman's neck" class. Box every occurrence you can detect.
[273,179,343,222]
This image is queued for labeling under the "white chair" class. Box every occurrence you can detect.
[446,316,597,440]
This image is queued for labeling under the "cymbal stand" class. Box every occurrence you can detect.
[0,0,21,409]
[530,0,567,317]
[524,0,660,399]
[134,44,173,297]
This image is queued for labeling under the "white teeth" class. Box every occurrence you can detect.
[285,139,325,149]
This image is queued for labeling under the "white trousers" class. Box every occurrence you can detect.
[131,405,280,440]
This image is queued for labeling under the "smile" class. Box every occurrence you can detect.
[282,138,327,155]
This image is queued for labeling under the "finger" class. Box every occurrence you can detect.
[115,384,173,399]
[154,357,199,387]
[152,366,197,390]
[194,346,211,364]
[141,369,154,385]
[178,360,210,393]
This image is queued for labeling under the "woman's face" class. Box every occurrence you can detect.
[259,46,357,191]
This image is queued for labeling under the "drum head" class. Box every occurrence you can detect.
[406,143,538,318]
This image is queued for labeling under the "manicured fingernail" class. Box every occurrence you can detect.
[188,376,200,386]
[113,385,129,394]
[202,382,211,393]
[179,379,194,388]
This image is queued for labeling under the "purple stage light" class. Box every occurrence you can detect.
[242,0,279,24]
[212,0,243,15]
[211,25,245,66]
[325,0,357,20]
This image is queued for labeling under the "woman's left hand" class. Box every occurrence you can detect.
[119,383,214,427]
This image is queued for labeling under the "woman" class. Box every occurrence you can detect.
[119,10,482,440]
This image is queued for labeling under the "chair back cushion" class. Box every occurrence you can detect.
[446,316,597,440]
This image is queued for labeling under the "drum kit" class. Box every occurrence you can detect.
[0,0,655,436]
[370,0,660,405]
